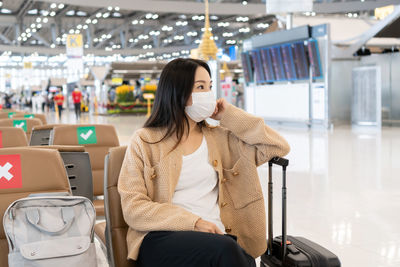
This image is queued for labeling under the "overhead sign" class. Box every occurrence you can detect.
[66,34,84,83]
[266,0,313,13]
[23,62,32,69]
[66,34,83,58]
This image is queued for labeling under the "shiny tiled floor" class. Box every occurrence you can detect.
[48,110,400,267]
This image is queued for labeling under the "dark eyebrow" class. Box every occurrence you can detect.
[194,80,213,84]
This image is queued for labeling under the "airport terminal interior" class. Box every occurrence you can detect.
[0,0,399,267]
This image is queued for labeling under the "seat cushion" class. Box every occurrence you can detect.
[93,199,105,217]
[94,222,106,246]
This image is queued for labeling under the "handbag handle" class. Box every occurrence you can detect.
[25,207,75,236]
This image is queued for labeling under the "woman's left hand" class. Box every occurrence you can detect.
[210,98,227,121]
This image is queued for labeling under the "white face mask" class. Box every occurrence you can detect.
[185,91,216,122]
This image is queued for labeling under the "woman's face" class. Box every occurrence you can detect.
[186,66,212,106]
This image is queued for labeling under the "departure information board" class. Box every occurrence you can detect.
[245,39,323,84]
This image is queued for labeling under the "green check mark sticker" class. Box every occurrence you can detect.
[8,112,15,118]
[13,120,27,132]
[24,114,35,118]
[77,126,97,144]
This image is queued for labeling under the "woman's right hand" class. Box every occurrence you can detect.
[194,218,224,234]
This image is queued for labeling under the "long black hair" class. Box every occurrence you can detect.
[143,58,211,147]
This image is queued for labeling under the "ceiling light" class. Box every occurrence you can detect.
[108,6,113,11]
[27,9,38,15]
[77,24,82,29]
[113,12,121,17]
[77,11,86,16]
[50,11,56,16]
[242,1,248,5]
[152,14,159,19]
[32,28,37,33]
[94,38,99,42]
[83,25,88,30]
[0,2,3,7]
[257,23,269,29]
[84,44,89,48]
[42,10,49,16]
[37,24,42,28]
[50,3,57,9]
[23,37,27,41]
[132,20,138,25]
[145,13,153,19]
[187,31,198,37]
[92,19,98,24]
[31,23,36,28]
[96,12,102,18]
[86,19,91,24]
[36,18,42,23]
[1,8,12,14]
[162,25,173,31]
[26,29,31,33]
[66,10,74,16]
[50,44,56,48]
[115,7,120,11]
[58,4,64,9]
[103,12,110,18]
[239,27,250,33]
[236,16,249,22]
[21,33,26,37]
[69,29,74,34]
[107,34,112,39]
[218,22,230,27]
[27,33,31,37]
[139,20,144,24]
[210,15,218,20]
[43,18,49,23]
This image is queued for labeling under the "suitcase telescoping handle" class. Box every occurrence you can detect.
[267,157,289,261]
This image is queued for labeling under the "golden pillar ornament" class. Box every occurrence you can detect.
[198,0,218,60]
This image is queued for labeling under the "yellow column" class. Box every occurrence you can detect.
[143,93,155,117]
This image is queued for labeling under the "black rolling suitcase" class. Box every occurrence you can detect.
[261,158,341,267]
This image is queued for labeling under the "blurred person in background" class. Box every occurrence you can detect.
[4,92,14,109]
[72,86,82,120]
[42,91,48,112]
[54,89,64,120]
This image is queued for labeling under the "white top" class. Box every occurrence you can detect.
[172,136,225,233]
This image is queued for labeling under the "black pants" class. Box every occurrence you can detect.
[57,105,63,119]
[138,231,256,267]
[74,103,81,119]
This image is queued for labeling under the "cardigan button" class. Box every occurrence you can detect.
[221,202,228,208]
[225,227,232,233]
[150,174,157,180]
[233,171,239,176]
[213,160,218,167]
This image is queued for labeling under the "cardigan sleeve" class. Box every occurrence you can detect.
[118,134,201,232]
[219,104,290,167]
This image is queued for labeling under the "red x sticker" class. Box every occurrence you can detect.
[0,154,22,189]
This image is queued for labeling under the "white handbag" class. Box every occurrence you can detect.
[3,193,97,267]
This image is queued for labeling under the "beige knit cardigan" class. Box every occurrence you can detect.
[118,103,290,260]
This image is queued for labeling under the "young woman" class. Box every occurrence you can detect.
[118,58,290,267]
